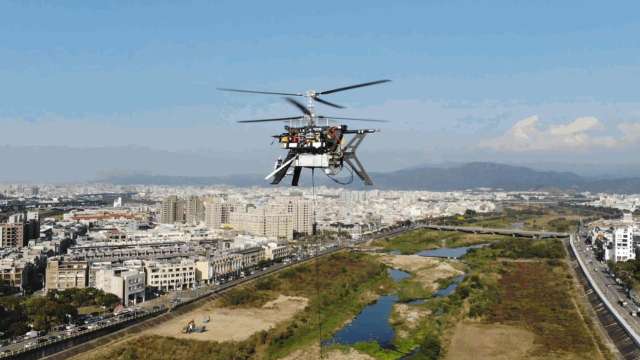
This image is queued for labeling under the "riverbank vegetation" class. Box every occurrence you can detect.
[375,235,611,360]
[458,239,609,357]
[372,229,511,255]
[435,204,620,233]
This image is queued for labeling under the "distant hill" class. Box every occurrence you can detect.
[99,162,640,194]
[104,173,266,188]
[370,162,585,191]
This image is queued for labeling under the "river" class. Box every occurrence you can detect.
[326,246,475,350]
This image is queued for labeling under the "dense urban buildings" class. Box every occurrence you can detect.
[4,182,639,306]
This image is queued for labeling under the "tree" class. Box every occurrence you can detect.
[419,335,441,360]
[21,263,42,294]
[58,238,74,255]
[0,298,29,338]
[24,296,77,331]
[96,293,121,309]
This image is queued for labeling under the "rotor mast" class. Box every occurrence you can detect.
[305,90,317,126]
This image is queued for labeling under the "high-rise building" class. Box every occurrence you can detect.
[185,196,205,225]
[0,223,26,248]
[222,201,242,224]
[282,198,313,235]
[175,198,186,223]
[204,197,223,229]
[160,196,178,224]
[205,198,242,229]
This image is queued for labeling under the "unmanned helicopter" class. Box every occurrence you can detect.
[218,80,390,186]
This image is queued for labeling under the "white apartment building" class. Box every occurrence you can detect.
[95,267,146,305]
[195,253,243,284]
[263,242,290,261]
[613,225,635,262]
[589,213,638,263]
[144,259,196,291]
[230,207,293,241]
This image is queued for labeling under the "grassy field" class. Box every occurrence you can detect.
[438,204,621,233]
[82,252,394,360]
[372,229,512,255]
[486,261,608,358]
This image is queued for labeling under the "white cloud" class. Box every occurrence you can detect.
[549,116,601,136]
[480,115,622,152]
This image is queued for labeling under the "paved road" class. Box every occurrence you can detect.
[573,233,640,338]
[419,224,569,238]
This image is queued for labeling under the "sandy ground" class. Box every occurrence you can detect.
[70,295,308,360]
[392,302,430,336]
[378,254,463,291]
[445,321,536,360]
[281,344,374,360]
[145,295,308,342]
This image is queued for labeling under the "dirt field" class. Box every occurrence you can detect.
[70,295,308,360]
[445,322,536,360]
[392,303,429,329]
[145,295,308,342]
[378,254,463,291]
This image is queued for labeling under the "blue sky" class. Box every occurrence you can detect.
[2,1,640,178]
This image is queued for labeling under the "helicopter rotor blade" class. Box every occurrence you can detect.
[318,116,389,123]
[313,96,345,109]
[237,116,304,123]
[218,88,303,96]
[318,79,391,95]
[284,97,312,116]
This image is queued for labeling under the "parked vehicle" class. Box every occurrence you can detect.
[24,331,39,339]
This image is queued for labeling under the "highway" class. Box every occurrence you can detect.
[418,224,569,238]
[572,232,640,338]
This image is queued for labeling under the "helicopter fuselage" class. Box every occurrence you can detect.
[273,124,346,175]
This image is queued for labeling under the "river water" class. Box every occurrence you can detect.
[327,246,474,350]
[323,268,410,348]
[416,244,486,258]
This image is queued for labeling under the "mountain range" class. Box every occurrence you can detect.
[101,162,640,194]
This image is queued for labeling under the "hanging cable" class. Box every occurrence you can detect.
[326,165,354,185]
[311,168,324,358]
